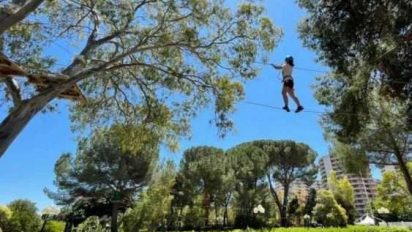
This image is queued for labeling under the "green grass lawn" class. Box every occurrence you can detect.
[228,226,411,232]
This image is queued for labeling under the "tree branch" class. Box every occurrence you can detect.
[1,75,22,107]
[0,0,45,35]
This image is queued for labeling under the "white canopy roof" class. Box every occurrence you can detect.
[356,215,375,225]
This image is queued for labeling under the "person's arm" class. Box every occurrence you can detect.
[270,63,283,69]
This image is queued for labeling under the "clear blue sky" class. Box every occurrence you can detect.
[0,0,380,211]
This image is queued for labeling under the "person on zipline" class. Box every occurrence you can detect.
[271,56,304,113]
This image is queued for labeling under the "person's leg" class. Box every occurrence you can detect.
[282,86,290,112]
[287,88,304,112]
[287,89,301,106]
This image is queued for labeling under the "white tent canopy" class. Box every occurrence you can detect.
[356,215,376,225]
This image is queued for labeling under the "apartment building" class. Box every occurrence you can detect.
[319,155,377,216]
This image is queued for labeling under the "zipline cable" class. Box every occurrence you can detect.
[254,61,329,74]
[242,100,363,116]
[243,100,325,115]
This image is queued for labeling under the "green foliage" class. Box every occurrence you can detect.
[47,125,158,203]
[122,161,176,232]
[333,142,369,176]
[7,199,41,232]
[46,126,158,231]
[0,206,11,219]
[299,0,412,104]
[298,0,412,196]
[253,140,318,226]
[1,0,282,156]
[173,146,231,228]
[254,140,318,186]
[0,205,12,232]
[182,197,207,229]
[313,190,348,227]
[298,0,412,194]
[76,216,105,232]
[288,197,300,216]
[43,220,65,232]
[374,167,412,220]
[304,188,317,216]
[327,172,357,224]
[227,143,269,228]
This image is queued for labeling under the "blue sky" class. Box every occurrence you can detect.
[0,0,380,211]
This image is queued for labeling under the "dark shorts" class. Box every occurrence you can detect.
[283,79,294,89]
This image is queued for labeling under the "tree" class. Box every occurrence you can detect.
[253,140,317,227]
[0,205,12,232]
[0,0,45,35]
[287,197,300,225]
[0,0,280,157]
[46,126,158,232]
[214,159,236,227]
[176,146,226,227]
[328,171,357,224]
[298,0,412,196]
[374,165,412,221]
[313,190,348,227]
[122,161,176,232]
[303,188,316,217]
[226,143,269,228]
[7,199,42,232]
[326,90,412,196]
[298,0,412,103]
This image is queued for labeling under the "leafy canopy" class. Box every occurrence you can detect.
[1,0,281,153]
[46,125,158,222]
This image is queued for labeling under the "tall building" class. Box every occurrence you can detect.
[319,155,377,216]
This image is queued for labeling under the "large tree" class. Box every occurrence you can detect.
[7,199,42,232]
[374,164,412,221]
[298,0,412,195]
[176,146,226,227]
[226,143,269,228]
[327,171,356,223]
[0,205,12,232]
[0,0,280,157]
[253,140,317,227]
[122,161,177,232]
[46,126,158,232]
[298,0,412,103]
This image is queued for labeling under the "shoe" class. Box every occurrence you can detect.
[295,106,304,113]
[282,106,290,112]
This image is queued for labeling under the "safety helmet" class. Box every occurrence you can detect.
[285,55,294,62]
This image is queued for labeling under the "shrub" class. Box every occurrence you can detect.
[313,190,348,227]
[76,216,105,232]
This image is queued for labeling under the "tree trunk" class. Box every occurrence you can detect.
[280,183,290,227]
[214,204,219,226]
[267,173,287,226]
[63,221,72,232]
[111,201,119,232]
[223,204,228,227]
[0,0,45,35]
[39,220,47,232]
[394,152,412,195]
[0,94,51,157]
[203,192,210,226]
